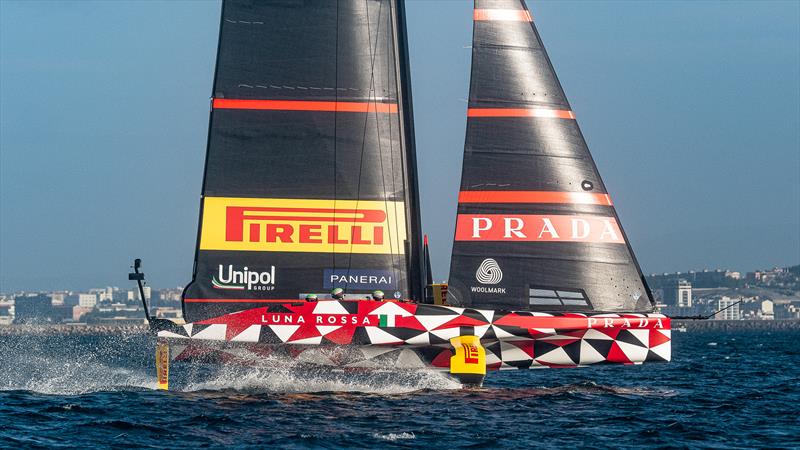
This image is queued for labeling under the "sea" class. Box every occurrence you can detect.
[1,329,798,449]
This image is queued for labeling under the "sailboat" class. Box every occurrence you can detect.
[133,0,671,390]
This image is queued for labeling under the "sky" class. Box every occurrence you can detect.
[1,0,798,292]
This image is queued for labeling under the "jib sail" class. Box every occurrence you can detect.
[447,0,654,313]
[182,0,422,322]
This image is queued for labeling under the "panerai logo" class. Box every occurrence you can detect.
[471,258,506,294]
[212,264,276,291]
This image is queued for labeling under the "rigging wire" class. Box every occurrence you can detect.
[332,0,340,283]
[345,0,393,295]
[385,0,405,298]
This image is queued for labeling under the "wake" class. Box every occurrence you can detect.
[0,333,460,395]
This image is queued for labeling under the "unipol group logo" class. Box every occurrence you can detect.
[199,197,407,254]
[476,258,503,284]
[212,264,276,291]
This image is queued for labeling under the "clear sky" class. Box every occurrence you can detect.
[1,0,798,292]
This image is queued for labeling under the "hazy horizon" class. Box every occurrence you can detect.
[1,0,798,292]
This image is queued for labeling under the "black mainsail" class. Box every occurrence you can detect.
[183,0,423,322]
[447,0,654,313]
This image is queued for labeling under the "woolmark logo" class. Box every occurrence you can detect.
[212,264,276,291]
[475,258,502,284]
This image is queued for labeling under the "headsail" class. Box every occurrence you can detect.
[447,0,654,313]
[183,0,422,322]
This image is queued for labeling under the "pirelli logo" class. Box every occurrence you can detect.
[463,343,480,364]
[199,197,407,254]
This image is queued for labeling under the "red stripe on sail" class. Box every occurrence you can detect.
[459,191,612,206]
[212,98,398,113]
[474,9,533,22]
[467,108,575,119]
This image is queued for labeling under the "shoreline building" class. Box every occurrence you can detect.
[78,293,97,308]
[759,300,775,320]
[715,296,741,320]
[677,280,692,308]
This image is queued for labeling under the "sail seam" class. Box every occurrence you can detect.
[474,43,542,52]
[467,107,574,119]
[464,148,587,159]
[450,254,634,265]
[458,191,612,205]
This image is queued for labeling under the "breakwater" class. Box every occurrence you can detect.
[673,319,800,331]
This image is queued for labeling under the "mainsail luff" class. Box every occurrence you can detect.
[447,0,654,313]
[183,0,422,322]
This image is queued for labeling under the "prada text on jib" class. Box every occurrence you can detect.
[455,214,626,243]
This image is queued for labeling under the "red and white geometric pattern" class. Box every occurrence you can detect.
[157,300,671,369]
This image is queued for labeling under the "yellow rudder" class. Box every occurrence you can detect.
[155,341,170,391]
[449,335,486,387]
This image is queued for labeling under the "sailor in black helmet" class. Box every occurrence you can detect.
[371,290,385,301]
[330,288,345,300]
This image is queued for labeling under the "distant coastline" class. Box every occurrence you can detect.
[672,319,800,331]
[0,324,148,336]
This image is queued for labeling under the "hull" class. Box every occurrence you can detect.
[157,300,671,371]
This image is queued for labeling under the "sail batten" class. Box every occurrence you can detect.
[447,0,654,313]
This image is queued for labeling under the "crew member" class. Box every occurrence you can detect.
[371,290,385,301]
[305,293,318,302]
[331,288,345,300]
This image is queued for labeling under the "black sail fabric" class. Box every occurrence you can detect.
[447,0,654,313]
[182,0,422,322]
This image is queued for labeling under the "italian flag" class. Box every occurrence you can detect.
[379,314,396,327]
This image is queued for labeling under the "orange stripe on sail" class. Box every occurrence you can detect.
[459,191,612,206]
[467,108,575,119]
[213,99,398,113]
[474,9,533,22]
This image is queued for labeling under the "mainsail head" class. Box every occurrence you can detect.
[182,0,422,322]
[447,0,655,313]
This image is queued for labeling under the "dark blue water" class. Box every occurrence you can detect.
[1,330,798,449]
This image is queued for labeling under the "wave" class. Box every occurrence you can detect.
[453,380,678,401]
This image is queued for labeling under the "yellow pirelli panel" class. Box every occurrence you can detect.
[199,197,407,254]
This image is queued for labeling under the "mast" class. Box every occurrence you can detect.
[447,0,654,313]
[182,0,422,322]
[394,0,424,303]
